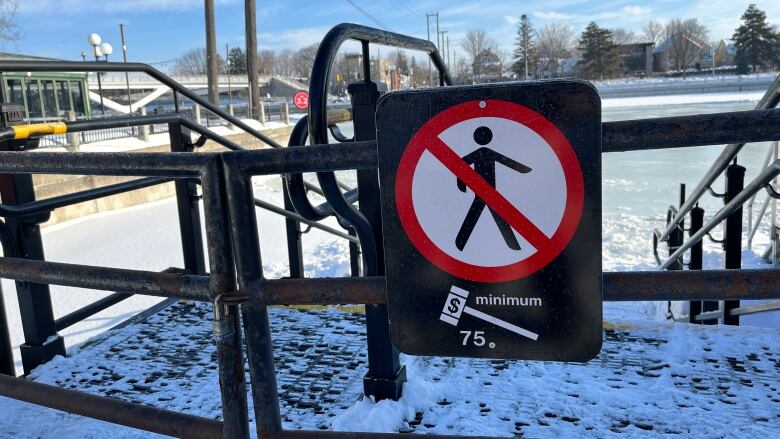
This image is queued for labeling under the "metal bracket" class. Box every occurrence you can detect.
[765,183,780,199]
[212,314,236,341]
[706,186,725,198]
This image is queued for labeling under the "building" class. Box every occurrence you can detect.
[617,42,654,76]
[712,40,737,68]
[652,34,711,72]
[472,49,502,83]
[0,53,91,121]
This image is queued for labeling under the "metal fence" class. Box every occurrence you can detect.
[0,23,778,439]
[35,101,292,148]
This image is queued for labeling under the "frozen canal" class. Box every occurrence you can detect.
[0,90,778,437]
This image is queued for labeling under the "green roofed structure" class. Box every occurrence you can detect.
[0,52,91,120]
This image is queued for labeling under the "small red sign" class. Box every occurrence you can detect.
[395,99,584,283]
[293,91,309,110]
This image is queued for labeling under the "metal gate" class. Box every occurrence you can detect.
[0,23,778,439]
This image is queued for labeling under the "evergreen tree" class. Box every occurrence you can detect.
[511,14,536,79]
[735,50,749,74]
[732,4,778,73]
[576,22,621,80]
[227,47,247,75]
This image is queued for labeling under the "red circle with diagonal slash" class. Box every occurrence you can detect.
[396,99,584,282]
[293,91,309,110]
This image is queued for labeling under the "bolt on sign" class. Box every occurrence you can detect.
[376,81,602,361]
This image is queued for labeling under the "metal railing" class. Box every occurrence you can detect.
[0,23,779,439]
[647,73,780,325]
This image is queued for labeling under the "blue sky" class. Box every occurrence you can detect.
[8,0,780,68]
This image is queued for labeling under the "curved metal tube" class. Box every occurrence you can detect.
[661,159,780,269]
[308,23,452,275]
[284,116,359,221]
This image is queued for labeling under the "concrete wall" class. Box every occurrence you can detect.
[35,125,293,227]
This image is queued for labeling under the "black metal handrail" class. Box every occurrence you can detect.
[654,73,780,242]
[660,160,780,269]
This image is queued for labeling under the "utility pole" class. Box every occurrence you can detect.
[426,13,432,86]
[245,0,260,120]
[226,44,233,108]
[204,0,219,105]
[446,34,450,73]
[439,30,448,69]
[119,24,133,114]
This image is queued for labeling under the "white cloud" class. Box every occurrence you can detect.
[533,11,575,21]
[505,16,520,26]
[257,26,332,51]
[621,6,651,16]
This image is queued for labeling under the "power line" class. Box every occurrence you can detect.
[345,0,392,31]
[394,0,423,18]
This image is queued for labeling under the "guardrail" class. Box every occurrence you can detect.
[648,72,780,325]
[0,23,779,439]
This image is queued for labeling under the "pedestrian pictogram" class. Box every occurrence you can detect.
[394,98,585,283]
[377,81,602,361]
[455,126,531,251]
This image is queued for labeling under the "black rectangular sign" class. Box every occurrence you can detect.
[376,81,602,361]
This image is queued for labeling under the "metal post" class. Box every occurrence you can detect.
[222,161,282,439]
[119,24,133,115]
[772,141,778,266]
[281,102,289,125]
[138,107,149,142]
[283,185,304,278]
[194,104,202,125]
[426,13,432,86]
[204,0,220,106]
[0,138,65,373]
[226,43,233,108]
[200,160,250,439]
[66,110,79,152]
[245,0,261,120]
[688,205,704,323]
[168,123,206,275]
[723,163,745,325]
[0,281,13,375]
[348,228,361,277]
[667,184,685,271]
[94,66,105,116]
[348,59,406,400]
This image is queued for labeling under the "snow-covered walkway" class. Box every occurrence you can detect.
[1,300,777,438]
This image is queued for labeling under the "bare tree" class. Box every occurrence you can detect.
[0,0,21,45]
[461,29,495,78]
[172,48,224,76]
[258,49,276,76]
[275,49,294,76]
[612,28,637,45]
[642,20,664,44]
[664,18,710,75]
[292,43,319,80]
[536,23,575,77]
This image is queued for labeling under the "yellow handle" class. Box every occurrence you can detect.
[13,122,68,139]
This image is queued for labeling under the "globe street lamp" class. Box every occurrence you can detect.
[87,33,110,116]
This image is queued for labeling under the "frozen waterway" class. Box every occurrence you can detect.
[0,90,778,437]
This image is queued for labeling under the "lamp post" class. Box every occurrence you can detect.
[119,24,133,114]
[87,33,113,116]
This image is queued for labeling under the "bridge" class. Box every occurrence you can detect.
[87,73,307,114]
